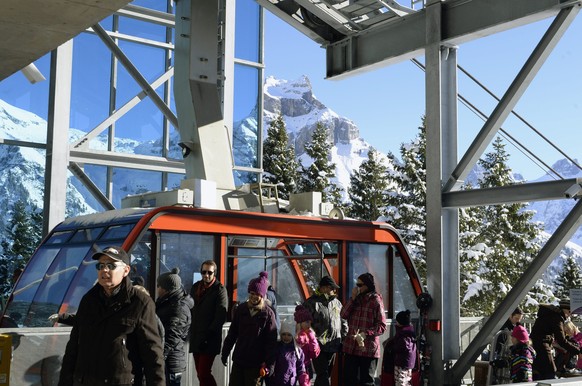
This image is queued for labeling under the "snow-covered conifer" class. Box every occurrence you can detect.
[262,114,299,200]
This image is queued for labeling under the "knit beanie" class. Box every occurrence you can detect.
[358,272,376,292]
[157,268,182,292]
[559,298,571,310]
[280,319,296,335]
[248,271,269,297]
[396,310,411,326]
[512,324,529,343]
[294,304,313,323]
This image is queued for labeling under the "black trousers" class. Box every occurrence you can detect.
[312,351,336,386]
[343,353,378,386]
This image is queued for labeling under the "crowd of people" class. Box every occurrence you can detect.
[48,243,582,386]
[52,244,424,386]
[490,299,582,384]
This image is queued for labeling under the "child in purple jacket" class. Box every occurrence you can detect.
[382,310,417,386]
[267,321,309,386]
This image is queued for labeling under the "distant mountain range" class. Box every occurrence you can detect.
[0,76,581,280]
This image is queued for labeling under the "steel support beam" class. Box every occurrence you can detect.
[91,23,179,129]
[43,40,73,236]
[174,0,235,189]
[443,178,582,208]
[69,150,185,174]
[68,163,116,211]
[441,45,460,364]
[424,1,445,383]
[325,0,580,79]
[451,198,582,382]
[443,5,580,192]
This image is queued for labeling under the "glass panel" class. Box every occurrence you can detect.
[118,15,167,42]
[0,55,50,121]
[4,247,60,326]
[63,258,100,316]
[393,250,419,320]
[233,64,259,168]
[101,224,135,241]
[45,230,75,245]
[159,232,217,292]
[132,0,169,12]
[234,170,259,187]
[347,243,390,311]
[69,227,105,243]
[28,245,92,327]
[235,0,261,62]
[129,231,154,287]
[71,33,112,134]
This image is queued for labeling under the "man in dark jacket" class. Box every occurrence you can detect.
[530,299,580,380]
[303,275,347,386]
[221,271,278,386]
[58,246,165,386]
[189,260,228,386]
[156,267,194,386]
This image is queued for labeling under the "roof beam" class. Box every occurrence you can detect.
[325,0,581,79]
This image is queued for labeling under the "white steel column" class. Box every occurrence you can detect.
[425,0,444,383]
[441,46,460,364]
[43,40,73,236]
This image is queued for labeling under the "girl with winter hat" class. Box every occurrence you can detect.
[381,310,417,386]
[509,324,536,383]
[294,304,321,383]
[266,320,309,386]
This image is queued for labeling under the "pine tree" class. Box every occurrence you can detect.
[347,148,390,221]
[0,200,43,298]
[460,137,544,316]
[554,254,582,299]
[262,114,300,200]
[298,122,342,203]
[384,120,427,278]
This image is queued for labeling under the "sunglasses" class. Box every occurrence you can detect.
[356,282,364,287]
[201,270,215,276]
[96,262,125,271]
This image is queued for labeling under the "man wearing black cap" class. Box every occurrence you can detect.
[58,246,165,386]
[303,276,348,386]
[530,298,580,380]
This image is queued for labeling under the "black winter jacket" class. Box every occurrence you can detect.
[156,288,194,373]
[530,304,580,377]
[189,279,228,355]
[58,277,165,386]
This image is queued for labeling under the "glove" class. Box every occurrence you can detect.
[298,372,310,386]
[48,313,60,324]
[221,355,228,366]
[259,362,269,377]
[354,331,365,347]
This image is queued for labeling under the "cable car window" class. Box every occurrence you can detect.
[45,230,75,245]
[28,244,92,326]
[100,224,135,241]
[393,252,419,320]
[347,243,390,311]
[159,232,216,293]
[129,231,154,286]
[5,246,60,327]
[69,227,105,243]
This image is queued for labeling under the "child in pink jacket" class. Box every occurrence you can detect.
[294,304,321,382]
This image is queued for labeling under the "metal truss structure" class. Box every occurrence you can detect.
[1,0,582,384]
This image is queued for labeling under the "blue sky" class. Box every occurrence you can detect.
[264,10,582,181]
